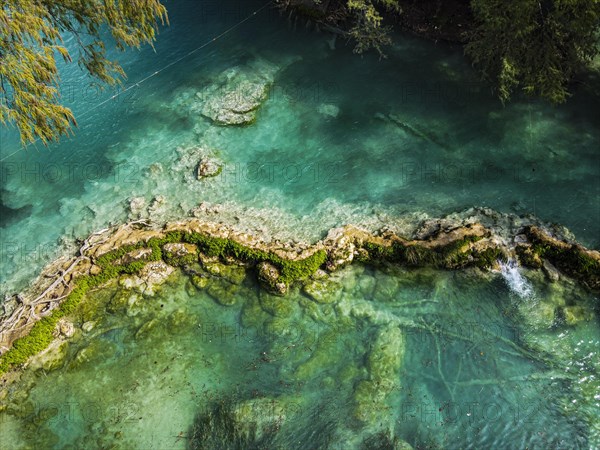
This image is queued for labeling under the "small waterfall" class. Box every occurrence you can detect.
[498,259,535,299]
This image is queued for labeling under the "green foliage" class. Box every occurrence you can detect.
[347,0,401,55]
[0,0,167,144]
[466,0,600,103]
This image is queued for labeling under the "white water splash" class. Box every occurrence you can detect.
[499,259,535,299]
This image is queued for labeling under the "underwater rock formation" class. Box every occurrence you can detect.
[196,156,223,179]
[194,57,298,126]
[0,208,598,378]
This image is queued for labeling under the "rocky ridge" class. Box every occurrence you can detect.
[0,208,598,378]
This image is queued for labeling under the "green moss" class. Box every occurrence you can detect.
[163,251,198,267]
[523,227,600,288]
[95,243,144,267]
[516,244,542,268]
[360,235,484,269]
[0,228,497,376]
[274,250,328,284]
[0,276,94,374]
[475,247,504,269]
[363,241,395,261]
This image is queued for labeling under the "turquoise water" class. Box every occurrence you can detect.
[0,0,599,448]
[0,267,598,449]
[1,0,599,294]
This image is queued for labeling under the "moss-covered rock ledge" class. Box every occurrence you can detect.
[1,213,598,377]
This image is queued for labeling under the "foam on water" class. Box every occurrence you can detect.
[499,259,535,299]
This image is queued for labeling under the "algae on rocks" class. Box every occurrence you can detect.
[354,324,405,426]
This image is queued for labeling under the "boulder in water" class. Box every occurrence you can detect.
[196,157,223,179]
[195,59,282,126]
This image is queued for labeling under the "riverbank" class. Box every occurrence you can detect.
[1,206,598,380]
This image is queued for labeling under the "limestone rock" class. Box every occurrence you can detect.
[195,59,283,126]
[148,195,167,217]
[196,157,223,179]
[82,321,96,333]
[200,254,246,285]
[302,278,342,304]
[163,243,197,257]
[119,261,175,296]
[542,259,561,282]
[163,243,198,266]
[199,80,268,125]
[140,261,174,286]
[257,262,287,295]
[128,197,146,216]
[118,248,153,265]
[57,319,75,338]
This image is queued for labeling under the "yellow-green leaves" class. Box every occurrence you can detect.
[346,0,400,55]
[0,0,168,145]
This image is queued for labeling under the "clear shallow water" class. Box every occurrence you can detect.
[0,1,599,448]
[0,0,599,295]
[0,266,598,449]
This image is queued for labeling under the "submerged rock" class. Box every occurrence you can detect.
[191,274,210,290]
[207,281,240,306]
[135,318,160,339]
[71,341,115,369]
[81,321,96,333]
[520,299,556,330]
[317,103,340,118]
[232,397,290,441]
[127,196,146,217]
[199,81,267,125]
[167,308,198,331]
[542,259,561,282]
[302,278,342,304]
[195,58,284,126]
[29,340,68,372]
[361,431,414,450]
[354,324,404,425]
[259,291,295,317]
[196,157,223,179]
[257,262,288,295]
